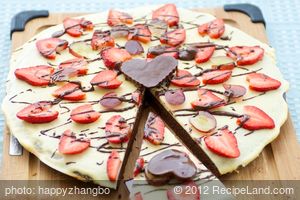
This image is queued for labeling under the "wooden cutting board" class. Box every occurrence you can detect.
[1,5,299,200]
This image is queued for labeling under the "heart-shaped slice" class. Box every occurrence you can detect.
[52,58,88,81]
[105,115,130,144]
[227,46,264,66]
[171,69,200,87]
[90,70,122,89]
[160,28,186,47]
[53,83,85,101]
[246,73,281,92]
[17,101,58,123]
[204,127,240,158]
[36,38,68,59]
[15,65,54,86]
[63,18,93,37]
[237,106,275,130]
[198,19,225,39]
[152,4,179,27]
[144,112,165,145]
[121,55,178,88]
[128,24,152,43]
[58,130,90,154]
[70,104,100,124]
[195,46,215,63]
[91,30,115,50]
[107,9,133,26]
[202,69,232,84]
[101,47,132,69]
[191,88,225,109]
[107,150,122,182]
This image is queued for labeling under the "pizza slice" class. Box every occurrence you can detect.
[129,112,233,200]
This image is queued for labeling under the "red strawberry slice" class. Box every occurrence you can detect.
[195,46,215,63]
[107,150,122,182]
[107,9,133,26]
[134,157,145,177]
[204,127,240,158]
[58,129,90,154]
[147,45,178,59]
[212,62,236,70]
[128,24,152,43]
[198,18,225,39]
[105,115,131,144]
[36,38,68,59]
[144,112,165,145]
[227,46,264,66]
[91,30,115,50]
[101,47,132,69]
[160,28,186,47]
[15,65,54,86]
[90,70,122,89]
[171,70,200,87]
[57,58,88,78]
[191,88,225,109]
[237,106,275,130]
[16,101,58,123]
[52,83,85,101]
[152,4,179,27]
[167,181,200,200]
[246,73,281,92]
[70,104,100,124]
[202,70,232,84]
[63,17,93,37]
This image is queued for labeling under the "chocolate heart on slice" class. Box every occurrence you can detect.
[145,149,197,186]
[121,55,178,88]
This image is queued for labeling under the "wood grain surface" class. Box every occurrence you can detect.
[1,7,299,200]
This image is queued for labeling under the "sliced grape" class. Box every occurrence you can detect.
[223,84,247,98]
[100,92,122,108]
[69,41,99,59]
[165,89,185,105]
[189,111,216,133]
[125,40,144,55]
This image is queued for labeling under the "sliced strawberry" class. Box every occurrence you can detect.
[227,46,264,66]
[90,70,122,89]
[57,58,88,78]
[36,38,68,59]
[152,4,179,27]
[237,106,275,130]
[101,47,132,69]
[198,18,225,39]
[70,104,100,124]
[212,62,236,70]
[63,17,93,37]
[91,30,115,50]
[160,28,186,47]
[191,88,225,110]
[147,45,178,59]
[128,24,152,43]
[134,157,145,177]
[132,90,142,106]
[107,150,122,182]
[246,73,281,92]
[52,83,85,101]
[167,181,200,200]
[204,127,240,158]
[15,65,54,86]
[16,101,58,123]
[202,70,232,84]
[107,9,133,26]
[171,70,200,87]
[195,46,215,63]
[105,115,130,144]
[144,112,165,145]
[58,129,90,154]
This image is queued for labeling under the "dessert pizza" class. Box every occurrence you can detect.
[2,3,288,192]
[131,112,233,200]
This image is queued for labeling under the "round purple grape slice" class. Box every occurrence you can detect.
[165,89,185,105]
[100,92,122,108]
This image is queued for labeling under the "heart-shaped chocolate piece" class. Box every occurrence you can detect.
[121,55,178,88]
[145,149,197,185]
